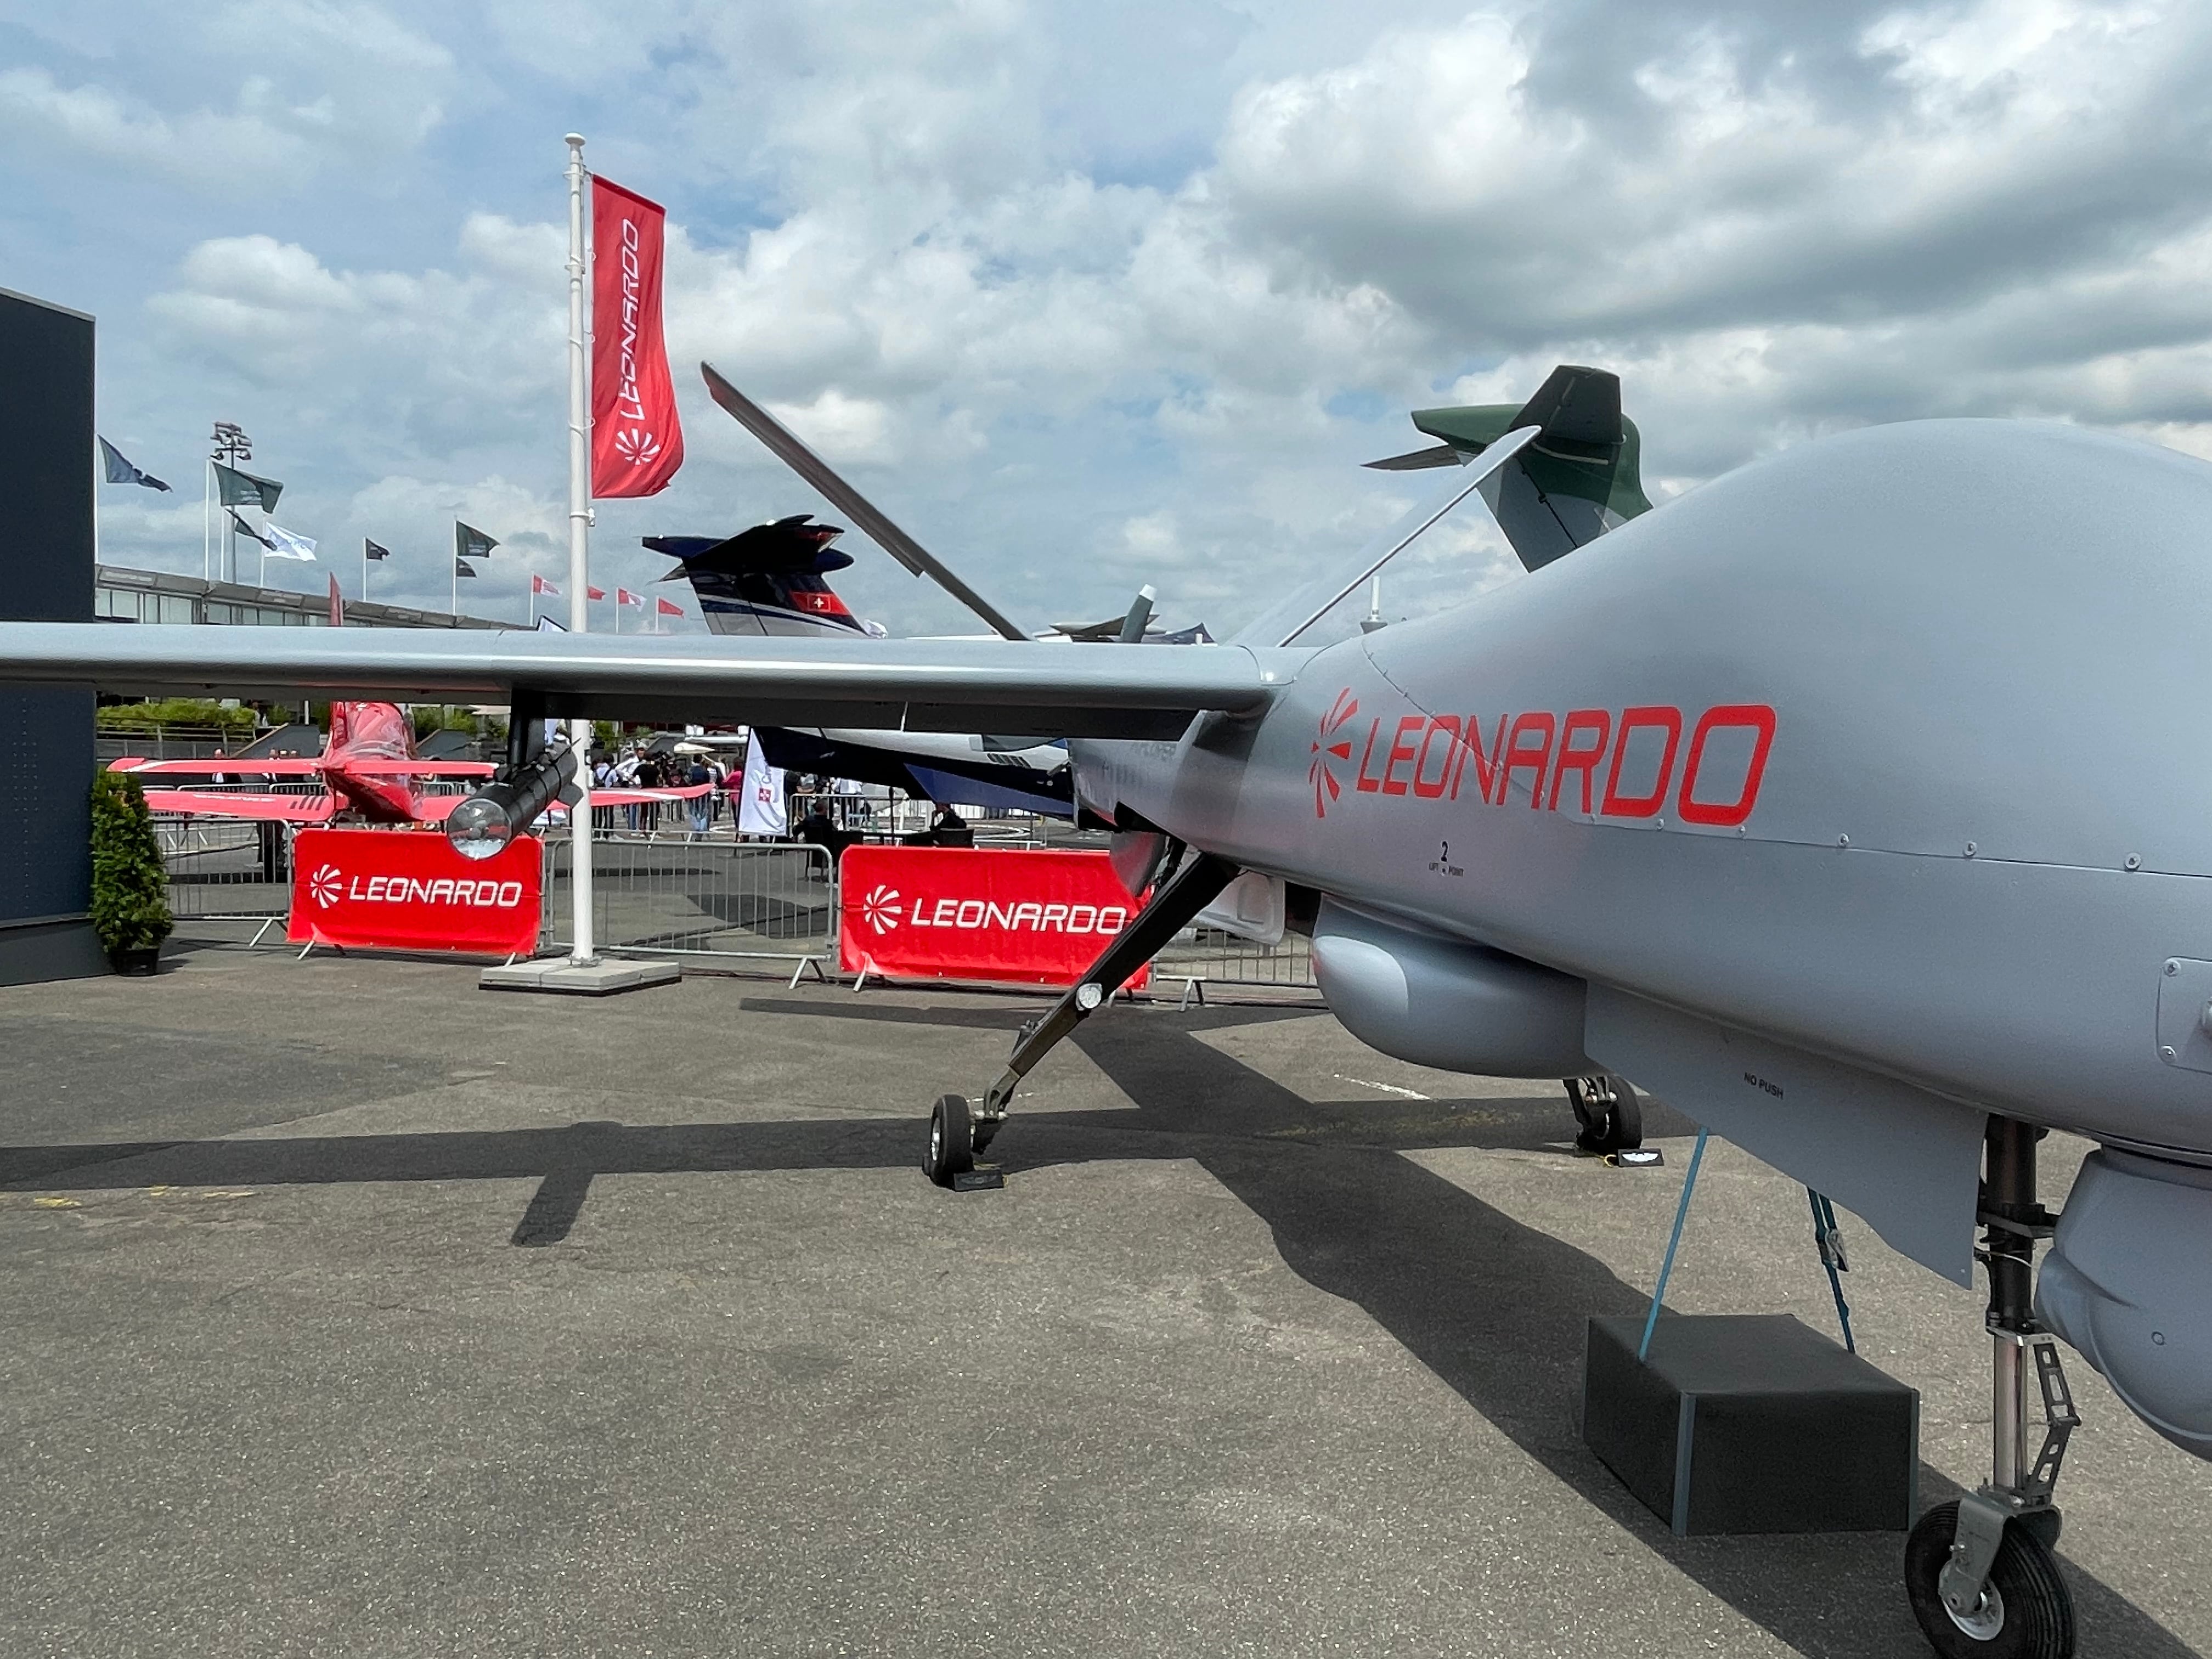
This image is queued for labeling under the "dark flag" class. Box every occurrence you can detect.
[225,508,274,549]
[456,521,499,561]
[455,557,478,578]
[213,461,283,512]
[98,437,171,492]
[364,539,391,562]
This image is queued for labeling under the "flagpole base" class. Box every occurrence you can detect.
[480,958,676,997]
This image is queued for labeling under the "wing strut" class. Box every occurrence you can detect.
[1243,424,1538,648]
[699,363,1031,642]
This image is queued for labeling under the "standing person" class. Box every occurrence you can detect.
[614,746,641,832]
[686,755,712,838]
[639,752,663,832]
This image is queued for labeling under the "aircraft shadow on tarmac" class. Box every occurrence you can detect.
[0,997,2192,1659]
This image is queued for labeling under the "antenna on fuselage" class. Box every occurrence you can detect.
[1361,574,1385,633]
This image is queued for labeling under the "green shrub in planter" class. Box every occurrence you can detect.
[89,770,173,970]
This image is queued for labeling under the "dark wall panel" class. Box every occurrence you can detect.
[0,287,104,983]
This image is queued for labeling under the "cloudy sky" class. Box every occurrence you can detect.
[7,0,2210,637]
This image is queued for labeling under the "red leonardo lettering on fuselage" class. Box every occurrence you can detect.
[1318,697,1776,827]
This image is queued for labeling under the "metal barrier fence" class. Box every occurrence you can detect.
[155,816,1316,997]
[1154,925,1318,1001]
[156,816,294,929]
[541,833,837,977]
[786,792,1056,848]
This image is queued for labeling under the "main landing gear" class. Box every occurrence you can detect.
[922,849,1239,1188]
[1565,1074,1643,1156]
[1904,1116,2079,1659]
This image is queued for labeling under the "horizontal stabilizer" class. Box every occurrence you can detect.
[1362,442,1465,472]
[645,516,853,577]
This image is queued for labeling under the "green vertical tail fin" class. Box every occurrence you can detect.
[1367,364,1651,572]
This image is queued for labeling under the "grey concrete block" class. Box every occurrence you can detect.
[478,957,681,996]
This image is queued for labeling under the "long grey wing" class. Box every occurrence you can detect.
[699,364,1031,643]
[1233,425,1538,648]
[0,624,1294,738]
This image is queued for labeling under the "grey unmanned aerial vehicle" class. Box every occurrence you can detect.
[6,362,2207,1658]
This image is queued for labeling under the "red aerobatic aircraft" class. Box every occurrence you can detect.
[109,699,708,826]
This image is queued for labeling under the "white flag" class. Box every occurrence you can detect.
[264,524,318,561]
[737,741,787,837]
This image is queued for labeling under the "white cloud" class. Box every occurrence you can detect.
[0,3,452,193]
[0,68,319,186]
[33,0,2212,635]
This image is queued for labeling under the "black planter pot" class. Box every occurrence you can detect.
[108,946,160,977]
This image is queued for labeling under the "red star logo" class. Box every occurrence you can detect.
[1309,690,1358,818]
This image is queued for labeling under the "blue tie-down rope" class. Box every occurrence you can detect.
[1640,1127,1709,1362]
[1808,1187,1855,1353]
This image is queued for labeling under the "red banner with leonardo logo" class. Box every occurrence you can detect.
[288,828,543,956]
[591,176,684,498]
[838,845,1149,990]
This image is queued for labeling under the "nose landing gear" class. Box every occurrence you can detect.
[921,850,1239,1188]
[1566,1074,1644,1156]
[1904,1116,2078,1659]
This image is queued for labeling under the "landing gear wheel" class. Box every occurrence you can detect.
[923,1094,974,1188]
[1568,1076,1643,1155]
[1905,1501,2075,1659]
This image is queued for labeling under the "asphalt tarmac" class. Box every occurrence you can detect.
[2,940,2205,1658]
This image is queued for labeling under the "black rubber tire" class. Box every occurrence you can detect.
[1568,1077,1643,1155]
[923,1094,974,1188]
[1904,1501,2076,1659]
[1607,1080,1643,1151]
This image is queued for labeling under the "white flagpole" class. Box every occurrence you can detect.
[202,462,212,580]
[565,132,598,967]
[362,540,368,603]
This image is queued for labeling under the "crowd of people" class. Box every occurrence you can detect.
[586,743,980,861]
[590,745,732,835]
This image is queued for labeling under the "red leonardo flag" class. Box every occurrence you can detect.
[586,584,606,601]
[655,596,685,618]
[617,588,643,607]
[531,573,560,597]
[591,177,684,498]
